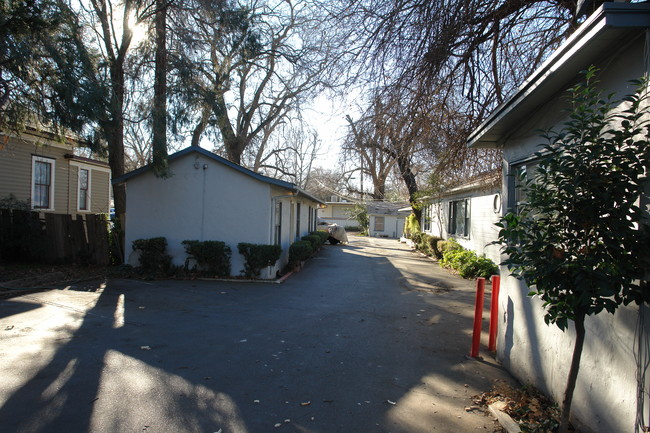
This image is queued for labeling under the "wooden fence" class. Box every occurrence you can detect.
[0,209,110,265]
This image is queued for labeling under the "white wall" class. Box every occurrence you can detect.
[125,152,281,278]
[496,37,648,433]
[423,191,501,264]
[369,214,404,238]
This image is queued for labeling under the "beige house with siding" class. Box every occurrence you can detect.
[0,127,111,215]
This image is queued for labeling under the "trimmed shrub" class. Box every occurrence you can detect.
[426,235,443,259]
[310,230,330,244]
[437,238,463,256]
[289,240,313,266]
[132,237,172,272]
[182,240,232,277]
[301,234,322,251]
[409,232,443,259]
[440,244,498,279]
[237,243,282,278]
[410,231,424,245]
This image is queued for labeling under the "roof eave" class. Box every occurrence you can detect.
[467,2,650,149]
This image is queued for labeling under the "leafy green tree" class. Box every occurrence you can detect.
[348,203,368,233]
[496,67,650,433]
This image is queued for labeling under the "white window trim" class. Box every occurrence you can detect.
[70,161,111,213]
[448,198,470,238]
[374,215,385,232]
[31,155,55,211]
[77,167,91,212]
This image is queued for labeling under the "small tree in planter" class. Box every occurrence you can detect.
[496,67,650,433]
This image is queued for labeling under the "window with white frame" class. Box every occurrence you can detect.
[510,160,540,214]
[274,201,282,245]
[295,202,301,237]
[78,168,90,211]
[422,205,431,232]
[448,199,470,237]
[32,156,55,210]
[374,216,385,231]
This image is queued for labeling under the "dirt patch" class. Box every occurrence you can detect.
[0,264,110,295]
[473,380,570,433]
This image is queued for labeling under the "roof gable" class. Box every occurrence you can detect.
[112,146,324,204]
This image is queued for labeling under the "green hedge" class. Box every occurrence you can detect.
[237,243,282,278]
[310,230,330,243]
[410,232,443,259]
[301,234,323,251]
[132,237,172,272]
[182,240,232,277]
[439,243,498,279]
[289,240,313,266]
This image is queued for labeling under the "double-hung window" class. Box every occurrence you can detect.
[422,205,432,232]
[448,199,470,237]
[374,216,385,232]
[32,156,55,210]
[274,201,282,245]
[78,168,90,211]
[509,159,540,214]
[296,203,301,237]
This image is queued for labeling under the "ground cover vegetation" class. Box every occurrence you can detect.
[495,67,650,433]
[409,233,498,279]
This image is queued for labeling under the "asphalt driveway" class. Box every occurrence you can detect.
[0,235,514,433]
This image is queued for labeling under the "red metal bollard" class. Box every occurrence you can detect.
[488,275,500,352]
[470,277,485,358]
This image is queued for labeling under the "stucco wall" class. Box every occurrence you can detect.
[124,152,321,278]
[423,190,501,264]
[369,214,404,238]
[496,37,649,433]
[125,152,274,277]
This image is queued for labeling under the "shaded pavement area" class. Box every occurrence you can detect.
[0,235,516,433]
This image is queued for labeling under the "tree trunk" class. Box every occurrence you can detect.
[191,107,210,147]
[559,312,586,433]
[152,0,168,176]
[395,150,420,220]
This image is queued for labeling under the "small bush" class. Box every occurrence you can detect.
[289,240,313,266]
[311,230,330,243]
[301,234,322,251]
[182,240,232,277]
[440,243,498,279]
[237,243,282,278]
[426,235,443,259]
[410,231,424,245]
[132,237,172,273]
[438,238,463,256]
[409,232,443,258]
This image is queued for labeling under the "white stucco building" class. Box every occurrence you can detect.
[113,146,324,279]
[467,4,650,432]
[367,201,410,239]
[420,170,501,264]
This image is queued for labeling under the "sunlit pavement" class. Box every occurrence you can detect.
[0,235,515,433]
